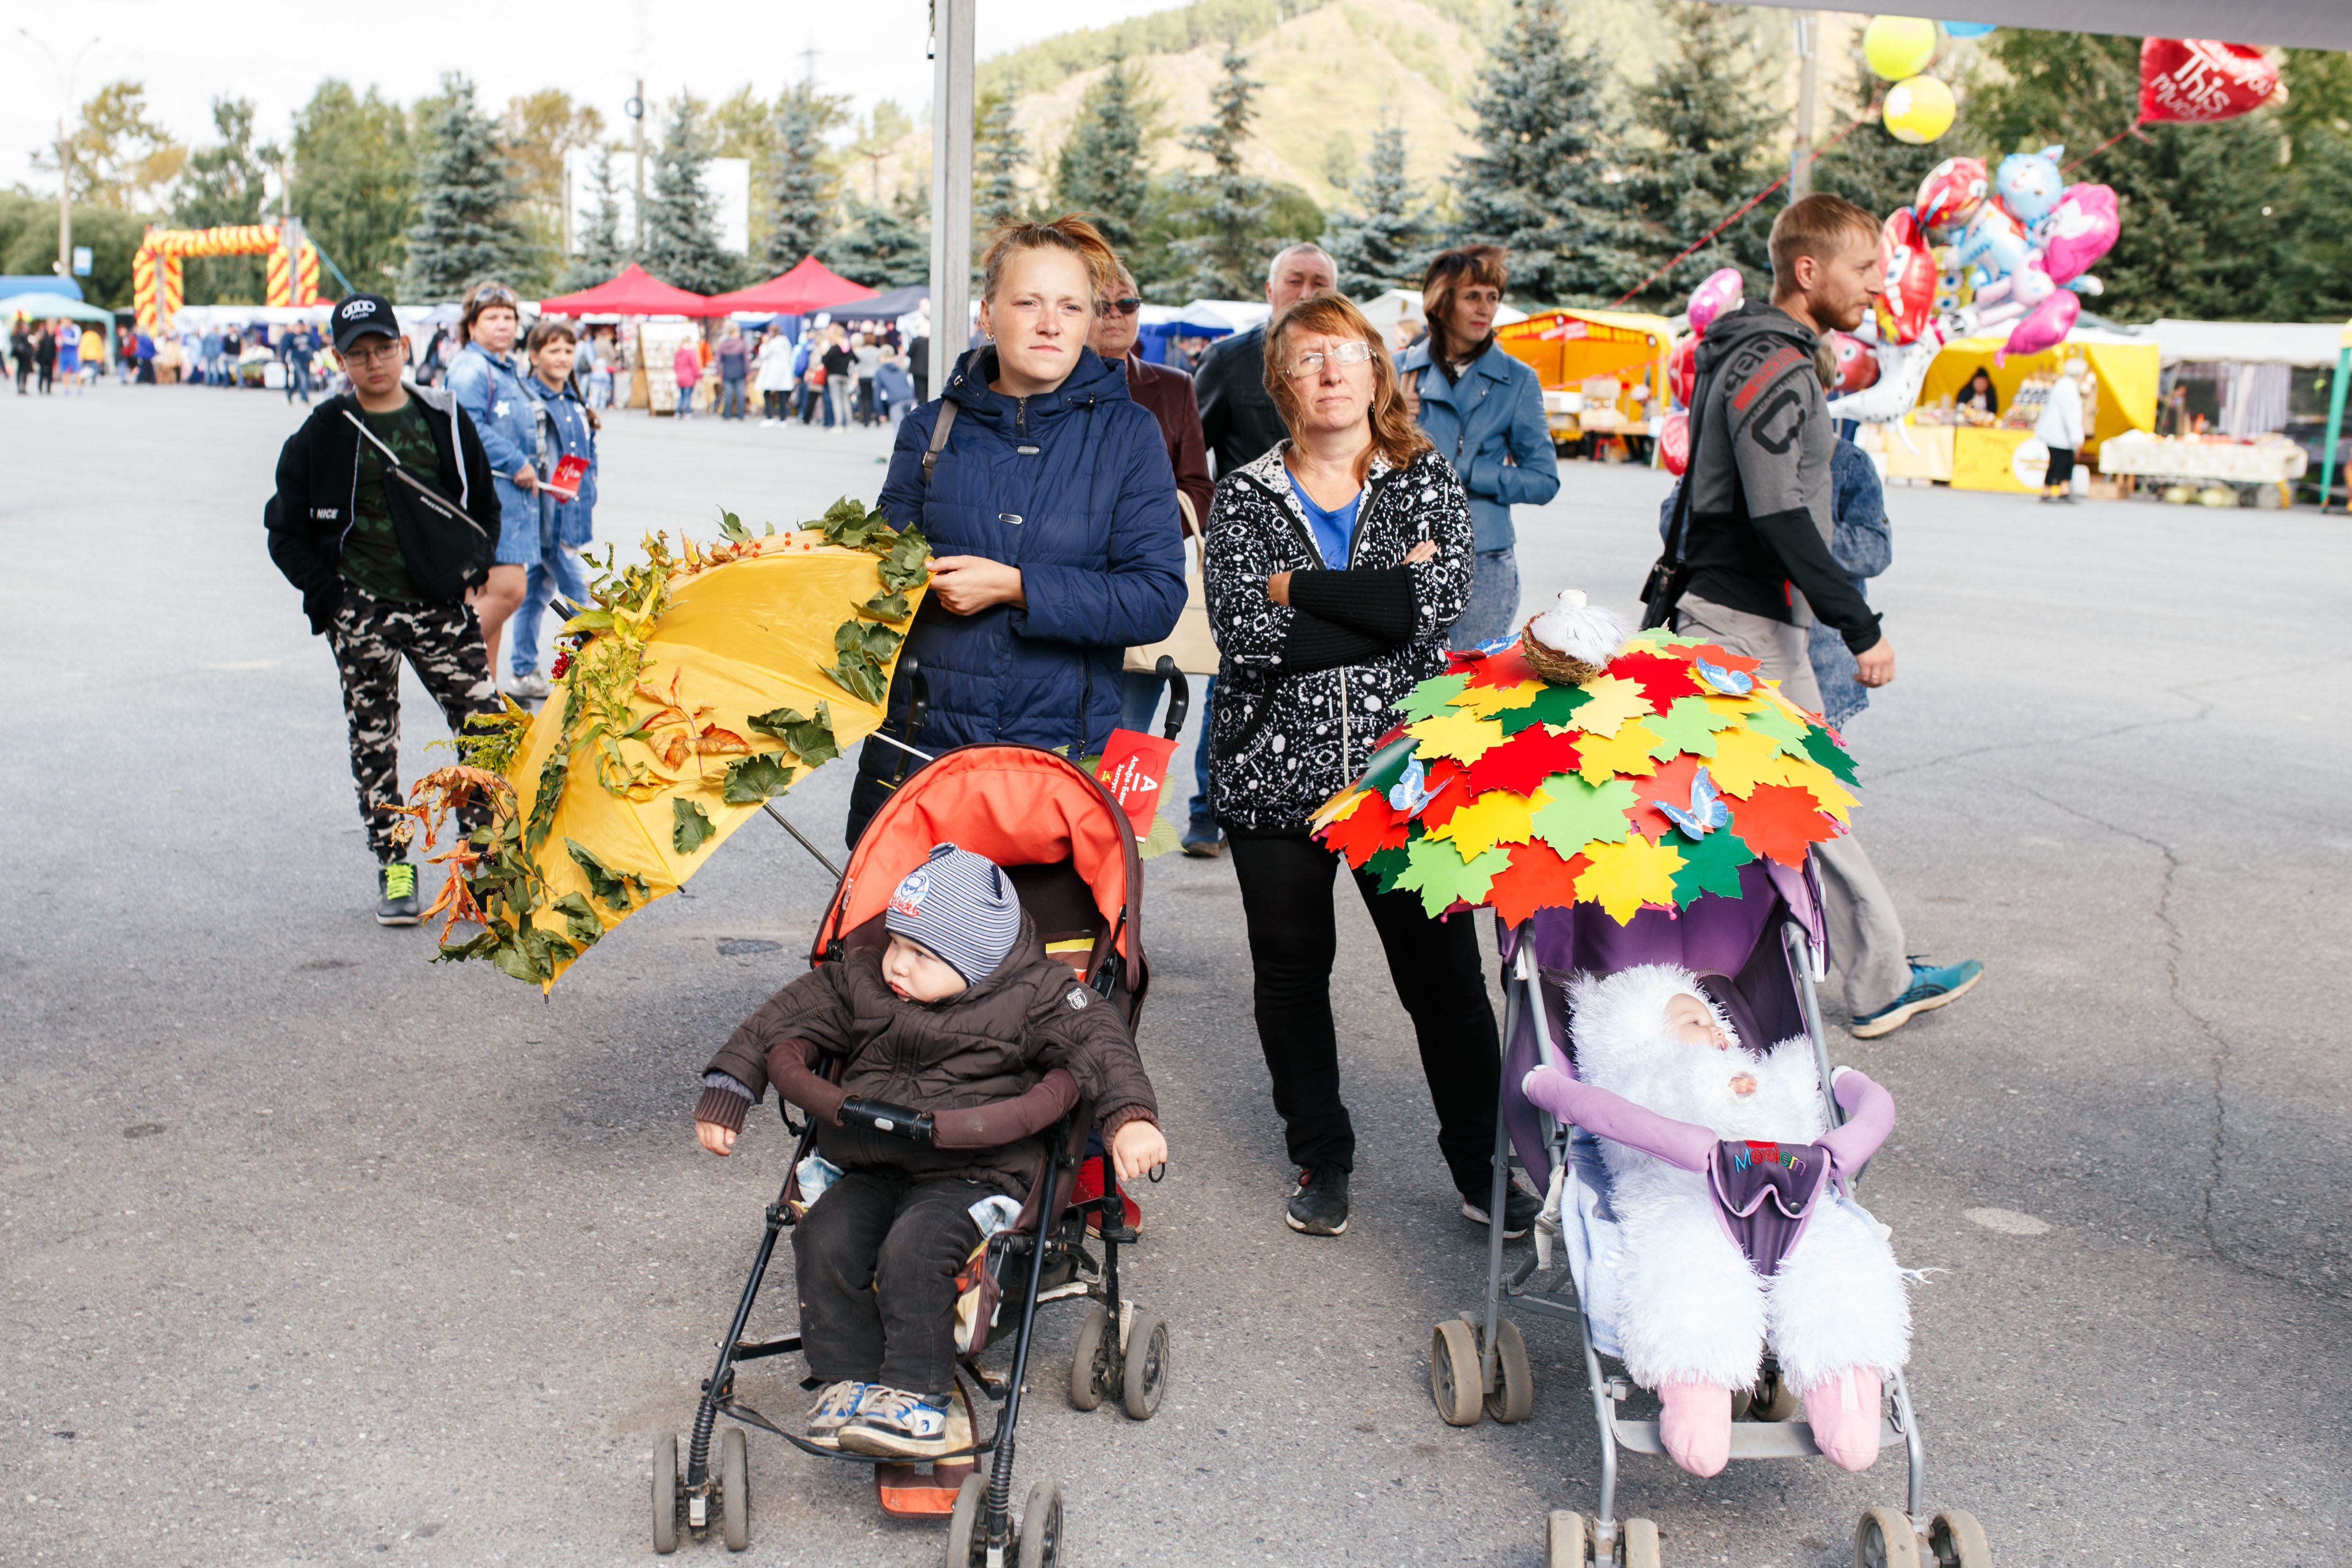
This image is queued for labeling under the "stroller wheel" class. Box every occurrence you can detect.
[1619,1517,1660,1568]
[1121,1312,1169,1420]
[1545,1509,1589,1567]
[719,1425,749,1552]
[1928,1510,1991,1568]
[651,1432,680,1555]
[1430,1319,1483,1427]
[1484,1318,1534,1424]
[1069,1303,1109,1412]
[1855,1505,1922,1568]
[944,1473,987,1568]
[1016,1478,1065,1568]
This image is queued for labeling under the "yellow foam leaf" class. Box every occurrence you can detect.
[1704,726,1799,798]
[1454,678,1547,720]
[1574,835,1687,924]
[1575,719,1666,784]
[1564,675,1654,741]
[1425,786,1552,860]
[1775,756,1858,819]
[1406,708,1504,765]
[1310,788,1374,832]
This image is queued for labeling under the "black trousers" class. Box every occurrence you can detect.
[794,1169,986,1397]
[2044,446,2076,489]
[1228,832,1502,1197]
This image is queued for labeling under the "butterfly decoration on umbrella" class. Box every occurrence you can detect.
[1310,623,1861,925]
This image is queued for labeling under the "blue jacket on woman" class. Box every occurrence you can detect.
[444,341,541,549]
[527,375,599,548]
[1397,338,1560,554]
[849,344,1187,836]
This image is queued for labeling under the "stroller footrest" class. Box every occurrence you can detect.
[731,1335,803,1362]
[1610,1415,1903,1460]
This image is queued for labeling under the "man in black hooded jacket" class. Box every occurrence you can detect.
[1673,195,1982,1040]
[265,293,503,925]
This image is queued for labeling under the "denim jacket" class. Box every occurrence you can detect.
[1398,338,1561,554]
[444,341,540,537]
[527,375,599,548]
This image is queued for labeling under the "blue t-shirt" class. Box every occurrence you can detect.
[1286,467,1362,569]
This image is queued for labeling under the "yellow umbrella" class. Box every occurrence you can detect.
[400,504,928,987]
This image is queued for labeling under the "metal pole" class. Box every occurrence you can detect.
[631,78,648,259]
[56,114,73,283]
[2320,330,2351,513]
[1789,11,1820,203]
[926,0,974,402]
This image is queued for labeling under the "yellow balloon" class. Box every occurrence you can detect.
[1863,15,1939,81]
[1883,75,1956,144]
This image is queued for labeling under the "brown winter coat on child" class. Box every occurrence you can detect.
[696,913,1158,1200]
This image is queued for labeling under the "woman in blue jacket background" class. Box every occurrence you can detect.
[1396,245,1560,649]
[505,318,599,699]
[442,280,543,685]
[848,215,1186,846]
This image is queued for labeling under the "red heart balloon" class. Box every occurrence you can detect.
[2139,39,2279,124]
[1668,333,1698,407]
[1660,411,1690,477]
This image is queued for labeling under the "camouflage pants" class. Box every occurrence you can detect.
[326,588,499,861]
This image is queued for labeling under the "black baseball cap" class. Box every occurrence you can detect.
[331,293,400,353]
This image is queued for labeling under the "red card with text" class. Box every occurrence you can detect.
[543,453,590,502]
[1093,728,1179,839]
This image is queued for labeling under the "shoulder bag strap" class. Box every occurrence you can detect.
[920,399,958,487]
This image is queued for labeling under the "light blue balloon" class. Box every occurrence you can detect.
[1942,21,1997,37]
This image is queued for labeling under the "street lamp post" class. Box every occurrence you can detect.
[16,28,101,287]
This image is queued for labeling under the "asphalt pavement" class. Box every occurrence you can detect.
[3,383,2347,1567]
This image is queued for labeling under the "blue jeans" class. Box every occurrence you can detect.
[721,375,746,419]
[1452,547,1521,650]
[511,504,592,678]
[1120,669,1215,825]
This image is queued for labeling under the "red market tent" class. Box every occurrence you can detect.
[536,264,718,317]
[705,255,876,316]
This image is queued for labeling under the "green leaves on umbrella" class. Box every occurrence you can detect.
[859,588,913,623]
[672,798,715,855]
[722,753,797,804]
[566,838,650,913]
[747,703,841,768]
[817,496,890,549]
[1498,682,1594,737]
[1667,827,1756,905]
[551,891,604,946]
[524,748,568,852]
[717,508,754,545]
[1801,725,1860,785]
[822,617,901,704]
[1528,775,1638,857]
[875,530,932,594]
[1399,672,1470,723]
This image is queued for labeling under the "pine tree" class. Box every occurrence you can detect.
[1320,118,1430,296]
[761,83,837,275]
[1052,55,1156,255]
[561,146,626,291]
[1617,2,1780,309]
[1808,49,1949,234]
[643,96,740,295]
[1453,0,1645,305]
[822,185,932,288]
[975,92,1030,239]
[404,73,531,297]
[175,98,276,305]
[1166,44,1275,301]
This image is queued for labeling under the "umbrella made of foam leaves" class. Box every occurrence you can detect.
[491,530,926,987]
[1309,627,1859,926]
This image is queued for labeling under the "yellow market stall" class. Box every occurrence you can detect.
[1498,309,1673,450]
[1919,330,2159,492]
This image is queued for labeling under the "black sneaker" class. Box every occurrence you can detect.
[376,862,421,926]
[1462,1181,1543,1239]
[1285,1165,1350,1236]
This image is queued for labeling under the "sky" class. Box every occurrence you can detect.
[1,0,1185,194]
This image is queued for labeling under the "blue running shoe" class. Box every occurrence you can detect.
[1850,957,1983,1038]
[803,1380,877,1449]
[836,1387,953,1459]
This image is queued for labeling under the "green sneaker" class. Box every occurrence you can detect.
[1850,958,1982,1038]
[376,862,421,926]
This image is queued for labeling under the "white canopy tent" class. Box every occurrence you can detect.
[2148,321,2351,367]
[1713,0,2348,48]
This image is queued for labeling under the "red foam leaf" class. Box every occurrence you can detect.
[1416,758,1472,832]
[1727,781,1840,868]
[1622,752,1703,842]
[1487,839,1591,927]
[1321,795,1408,866]
[1605,648,1704,715]
[1463,645,1541,691]
[1683,642,1762,676]
[1462,726,1583,798]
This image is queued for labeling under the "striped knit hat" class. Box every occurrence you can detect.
[883,842,1023,985]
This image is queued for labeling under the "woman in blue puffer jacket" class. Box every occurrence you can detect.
[442,280,542,684]
[1396,245,1560,649]
[848,215,1187,845]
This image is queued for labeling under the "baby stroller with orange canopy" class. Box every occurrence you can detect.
[651,681,1184,1565]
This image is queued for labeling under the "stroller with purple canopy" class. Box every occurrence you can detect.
[1431,857,1989,1568]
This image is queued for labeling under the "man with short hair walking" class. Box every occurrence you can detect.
[1670,194,1981,1038]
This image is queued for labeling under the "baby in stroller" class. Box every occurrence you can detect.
[690,841,1167,1461]
[1523,962,1907,1478]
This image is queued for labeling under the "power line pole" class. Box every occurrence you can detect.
[1789,11,1820,202]
[926,0,974,401]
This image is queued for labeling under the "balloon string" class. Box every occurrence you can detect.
[2060,122,2140,175]
[1610,102,1884,310]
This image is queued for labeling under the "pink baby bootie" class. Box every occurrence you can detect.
[1802,1367,1883,1471]
[1657,1381,1732,1476]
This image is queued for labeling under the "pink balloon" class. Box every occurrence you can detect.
[2004,290,2080,359]
[1669,332,1698,406]
[1660,411,1691,477]
[1685,267,1745,336]
[2041,183,2120,286]
[1826,331,1881,394]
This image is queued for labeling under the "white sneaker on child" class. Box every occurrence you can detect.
[836,1386,953,1459]
[804,1380,878,1449]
